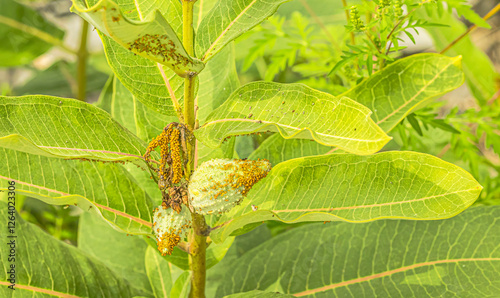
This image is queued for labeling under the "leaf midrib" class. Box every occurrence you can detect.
[0,174,152,228]
[201,0,258,60]
[0,281,80,298]
[370,59,456,127]
[200,119,389,143]
[272,187,478,213]
[293,258,500,296]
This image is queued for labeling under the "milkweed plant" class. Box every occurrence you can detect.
[1,0,499,297]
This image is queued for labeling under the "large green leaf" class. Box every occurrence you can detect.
[207,224,273,297]
[197,43,240,124]
[211,151,482,243]
[195,82,391,155]
[78,212,153,296]
[196,0,290,61]
[0,0,64,67]
[71,0,204,77]
[249,54,465,164]
[0,201,139,297]
[0,148,153,234]
[194,0,219,29]
[97,0,185,116]
[197,43,240,163]
[145,246,174,298]
[248,133,331,165]
[0,95,147,162]
[215,206,500,297]
[343,54,464,133]
[418,10,498,103]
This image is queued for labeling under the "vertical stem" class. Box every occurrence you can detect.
[341,0,355,46]
[183,1,196,130]
[182,1,207,297]
[77,20,89,102]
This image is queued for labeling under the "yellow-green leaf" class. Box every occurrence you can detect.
[0,95,147,162]
[0,201,141,297]
[196,0,290,62]
[343,53,464,132]
[71,0,204,77]
[211,151,482,243]
[0,148,153,234]
[195,82,391,155]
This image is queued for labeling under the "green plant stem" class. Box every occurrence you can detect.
[0,15,76,55]
[440,3,500,54]
[341,0,355,46]
[181,1,208,297]
[189,213,208,298]
[77,20,89,102]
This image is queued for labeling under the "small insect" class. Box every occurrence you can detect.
[251,205,258,211]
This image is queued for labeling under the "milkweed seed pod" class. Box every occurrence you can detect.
[188,159,271,215]
[152,206,192,256]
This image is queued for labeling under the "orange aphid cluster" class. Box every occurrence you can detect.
[144,123,189,189]
[153,206,191,256]
[128,34,191,68]
[188,159,271,214]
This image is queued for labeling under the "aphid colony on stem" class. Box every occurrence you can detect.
[145,123,271,255]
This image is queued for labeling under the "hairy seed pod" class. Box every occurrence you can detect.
[188,159,271,215]
[153,206,192,256]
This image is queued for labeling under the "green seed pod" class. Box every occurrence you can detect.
[188,159,271,215]
[152,206,192,256]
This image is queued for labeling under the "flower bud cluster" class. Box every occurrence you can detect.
[350,6,366,31]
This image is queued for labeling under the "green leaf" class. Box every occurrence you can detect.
[223,291,294,297]
[145,246,174,298]
[0,148,153,234]
[0,0,65,66]
[207,224,273,297]
[197,43,240,124]
[0,95,147,162]
[248,133,331,165]
[78,212,153,296]
[215,206,500,297]
[71,0,204,77]
[196,0,290,62]
[95,75,177,142]
[417,9,498,103]
[144,234,234,271]
[195,82,391,155]
[197,42,240,163]
[194,0,219,29]
[171,271,191,298]
[95,0,185,116]
[342,53,465,133]
[406,114,423,136]
[0,201,139,297]
[211,151,482,243]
